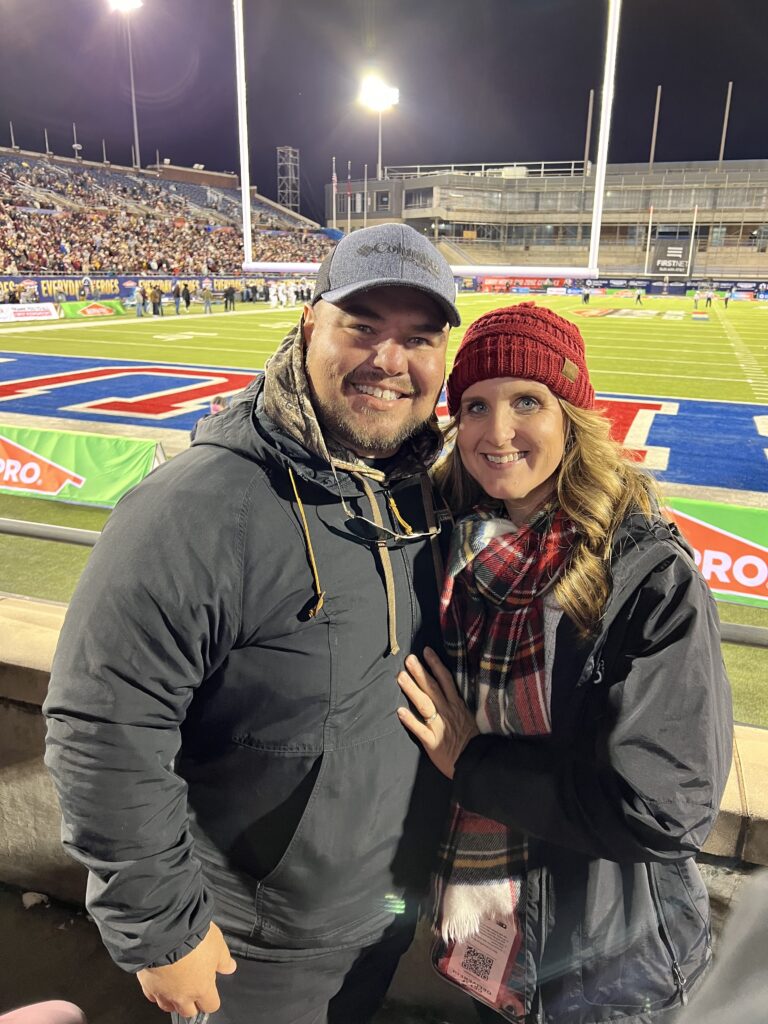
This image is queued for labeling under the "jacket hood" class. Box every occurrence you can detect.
[601,510,697,630]
[190,318,444,494]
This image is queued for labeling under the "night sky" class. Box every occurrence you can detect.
[0,0,765,221]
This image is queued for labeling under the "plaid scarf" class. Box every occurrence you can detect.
[434,506,576,955]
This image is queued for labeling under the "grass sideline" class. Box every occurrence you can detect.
[0,292,766,724]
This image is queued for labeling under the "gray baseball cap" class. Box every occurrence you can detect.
[312,223,460,326]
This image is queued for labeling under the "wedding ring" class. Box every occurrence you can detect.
[424,710,439,724]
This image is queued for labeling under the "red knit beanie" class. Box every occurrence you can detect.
[447,302,595,416]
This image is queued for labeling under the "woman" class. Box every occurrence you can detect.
[396,303,732,1024]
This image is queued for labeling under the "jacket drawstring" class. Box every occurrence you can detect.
[289,465,442,655]
[288,467,326,617]
[387,495,413,534]
[357,474,400,656]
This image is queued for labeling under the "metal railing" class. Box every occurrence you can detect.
[0,517,766,648]
[0,517,100,548]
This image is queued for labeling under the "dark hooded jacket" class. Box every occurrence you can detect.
[449,514,733,1024]
[44,321,451,972]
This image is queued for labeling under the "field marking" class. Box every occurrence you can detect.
[588,354,743,370]
[0,347,260,372]
[712,305,768,403]
[589,368,765,385]
[151,332,221,341]
[586,343,744,357]
[755,416,768,462]
[0,307,282,335]
[581,333,741,346]
[597,389,767,407]
[0,338,274,358]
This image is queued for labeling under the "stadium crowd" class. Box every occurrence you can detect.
[0,157,335,276]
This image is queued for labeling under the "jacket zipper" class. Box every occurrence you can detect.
[591,656,604,687]
[534,865,548,1024]
[647,864,689,1006]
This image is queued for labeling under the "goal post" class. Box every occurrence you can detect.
[236,0,622,283]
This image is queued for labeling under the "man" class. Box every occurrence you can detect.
[44,223,460,1024]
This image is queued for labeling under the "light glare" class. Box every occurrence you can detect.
[109,0,143,12]
[358,74,399,113]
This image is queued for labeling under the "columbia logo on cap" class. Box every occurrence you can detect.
[355,241,441,280]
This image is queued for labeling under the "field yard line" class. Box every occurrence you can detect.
[586,344,738,357]
[0,337,278,357]
[0,346,263,369]
[589,368,756,384]
[582,331,733,342]
[589,353,741,369]
[712,305,768,402]
[597,389,765,407]
[0,307,281,335]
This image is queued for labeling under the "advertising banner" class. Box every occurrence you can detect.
[648,282,687,296]
[0,424,163,508]
[0,273,323,304]
[665,498,768,608]
[60,300,127,319]
[0,303,59,323]
[480,277,567,291]
[653,241,689,276]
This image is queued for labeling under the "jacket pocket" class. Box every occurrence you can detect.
[578,861,682,1011]
[660,860,712,983]
[252,726,428,949]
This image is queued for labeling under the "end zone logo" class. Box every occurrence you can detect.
[0,436,85,495]
[79,303,116,317]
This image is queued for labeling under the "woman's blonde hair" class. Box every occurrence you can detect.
[434,401,662,636]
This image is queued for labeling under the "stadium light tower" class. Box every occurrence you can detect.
[109,0,143,170]
[232,0,253,265]
[358,74,399,180]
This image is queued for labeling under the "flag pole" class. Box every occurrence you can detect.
[363,164,368,228]
[331,156,337,231]
[346,160,352,234]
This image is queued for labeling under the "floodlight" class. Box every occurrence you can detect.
[358,74,399,180]
[109,0,143,12]
[358,74,399,114]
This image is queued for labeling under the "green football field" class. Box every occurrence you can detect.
[0,291,766,724]
[1,291,767,405]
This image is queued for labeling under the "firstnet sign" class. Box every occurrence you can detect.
[653,242,689,275]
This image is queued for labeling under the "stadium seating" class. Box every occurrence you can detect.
[0,151,335,276]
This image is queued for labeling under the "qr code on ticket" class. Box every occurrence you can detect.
[460,944,494,981]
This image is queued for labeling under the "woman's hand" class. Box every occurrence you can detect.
[397,647,479,779]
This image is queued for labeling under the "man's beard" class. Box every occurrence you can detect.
[313,393,430,457]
